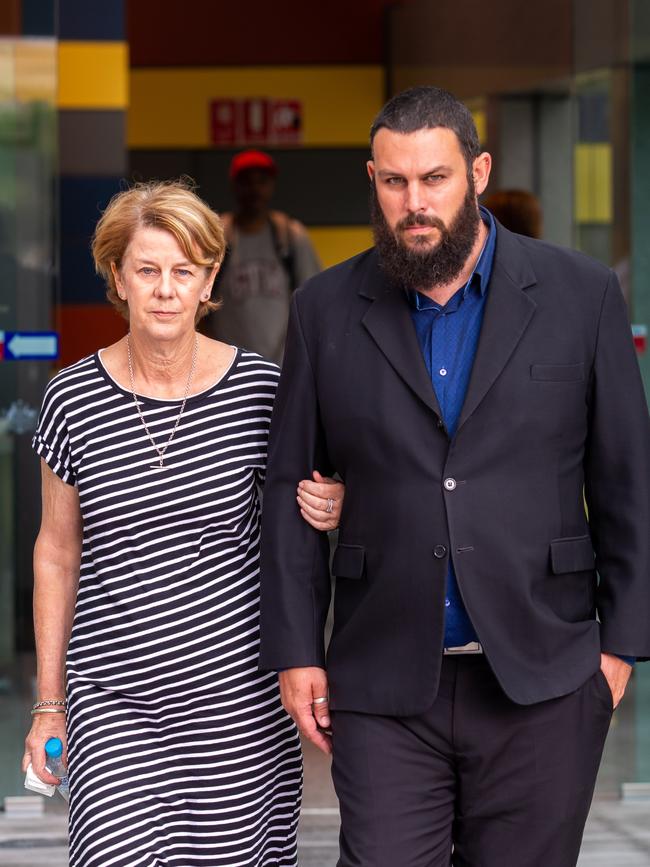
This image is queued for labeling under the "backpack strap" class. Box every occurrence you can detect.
[268,211,297,291]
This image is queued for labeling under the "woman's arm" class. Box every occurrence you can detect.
[22,460,82,785]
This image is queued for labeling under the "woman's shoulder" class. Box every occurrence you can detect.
[44,353,99,390]
[225,350,282,413]
[40,353,103,408]
[199,337,280,386]
[234,349,281,381]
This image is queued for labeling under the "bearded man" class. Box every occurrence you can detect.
[259,86,650,867]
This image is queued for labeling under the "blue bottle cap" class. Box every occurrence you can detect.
[44,737,63,758]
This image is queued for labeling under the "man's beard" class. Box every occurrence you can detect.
[371,180,481,292]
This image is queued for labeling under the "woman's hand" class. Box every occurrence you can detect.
[297,470,345,531]
[22,712,67,786]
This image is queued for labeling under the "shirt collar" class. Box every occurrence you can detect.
[473,205,496,297]
[408,205,497,311]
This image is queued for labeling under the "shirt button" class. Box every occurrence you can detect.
[443,478,457,491]
[445,599,451,607]
[433,545,447,559]
[439,368,448,376]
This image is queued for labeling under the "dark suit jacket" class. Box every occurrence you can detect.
[258,223,650,714]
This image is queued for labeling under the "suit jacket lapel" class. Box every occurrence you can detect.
[359,255,443,420]
[456,228,537,433]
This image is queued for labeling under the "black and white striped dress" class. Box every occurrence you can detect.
[33,348,302,867]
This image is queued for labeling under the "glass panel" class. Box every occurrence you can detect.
[629,0,650,787]
[573,0,650,791]
[573,71,613,264]
[0,34,57,800]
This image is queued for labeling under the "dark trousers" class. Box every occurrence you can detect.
[331,655,613,867]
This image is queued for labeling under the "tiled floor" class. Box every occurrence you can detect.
[2,661,649,865]
[1,787,649,866]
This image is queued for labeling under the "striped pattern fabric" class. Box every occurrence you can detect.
[33,348,301,867]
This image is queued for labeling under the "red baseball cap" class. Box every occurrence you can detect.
[229,150,277,180]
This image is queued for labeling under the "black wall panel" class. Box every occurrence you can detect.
[128,148,372,226]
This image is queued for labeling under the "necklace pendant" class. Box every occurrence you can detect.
[150,463,167,470]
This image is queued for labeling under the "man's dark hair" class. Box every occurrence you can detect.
[370,86,481,170]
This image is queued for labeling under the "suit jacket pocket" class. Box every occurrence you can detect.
[550,535,595,574]
[332,544,366,579]
[530,362,584,382]
[545,536,596,622]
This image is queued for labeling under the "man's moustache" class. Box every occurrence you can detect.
[397,215,446,231]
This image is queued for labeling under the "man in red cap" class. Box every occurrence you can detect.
[207,149,321,364]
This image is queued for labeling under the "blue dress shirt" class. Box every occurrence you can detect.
[408,207,495,648]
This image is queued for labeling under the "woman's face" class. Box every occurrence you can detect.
[112,226,217,342]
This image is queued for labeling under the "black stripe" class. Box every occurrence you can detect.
[129,147,373,226]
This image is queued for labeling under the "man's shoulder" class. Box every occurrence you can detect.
[502,228,611,282]
[496,227,615,311]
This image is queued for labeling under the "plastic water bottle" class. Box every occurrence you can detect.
[44,737,70,802]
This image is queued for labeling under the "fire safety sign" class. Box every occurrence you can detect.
[210,98,302,146]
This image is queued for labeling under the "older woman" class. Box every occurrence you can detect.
[22,180,343,867]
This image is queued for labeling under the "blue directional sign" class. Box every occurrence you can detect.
[1,331,59,361]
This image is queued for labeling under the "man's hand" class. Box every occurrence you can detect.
[600,653,633,709]
[279,667,332,755]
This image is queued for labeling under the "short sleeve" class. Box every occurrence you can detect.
[255,357,281,489]
[32,379,76,486]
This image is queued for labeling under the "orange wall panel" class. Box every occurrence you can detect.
[56,304,127,368]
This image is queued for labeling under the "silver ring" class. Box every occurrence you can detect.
[325,498,334,514]
[312,696,329,705]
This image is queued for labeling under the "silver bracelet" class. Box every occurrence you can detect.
[31,707,66,715]
[32,699,66,711]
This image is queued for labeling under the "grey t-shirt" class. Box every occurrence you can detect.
[211,219,320,364]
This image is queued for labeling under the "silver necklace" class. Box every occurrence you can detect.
[126,333,198,470]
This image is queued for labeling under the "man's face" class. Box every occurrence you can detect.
[367,127,491,290]
[232,168,275,215]
[369,127,480,246]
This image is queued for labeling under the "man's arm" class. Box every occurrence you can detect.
[585,272,650,668]
[259,290,334,751]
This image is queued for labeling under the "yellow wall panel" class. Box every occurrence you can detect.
[574,143,612,224]
[16,41,56,103]
[472,109,487,145]
[0,41,48,102]
[128,66,384,148]
[58,42,128,109]
[0,42,16,102]
[308,226,373,269]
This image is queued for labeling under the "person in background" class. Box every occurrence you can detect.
[482,188,542,238]
[205,149,321,364]
[22,180,343,867]
[258,86,649,867]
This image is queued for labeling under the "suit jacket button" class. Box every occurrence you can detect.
[433,545,447,559]
[443,477,457,491]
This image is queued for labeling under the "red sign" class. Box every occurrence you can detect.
[269,100,302,144]
[210,98,303,146]
[242,99,270,144]
[632,324,647,354]
[210,99,238,145]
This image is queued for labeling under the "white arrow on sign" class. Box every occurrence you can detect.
[7,334,58,359]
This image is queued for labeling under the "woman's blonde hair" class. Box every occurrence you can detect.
[92,179,226,321]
